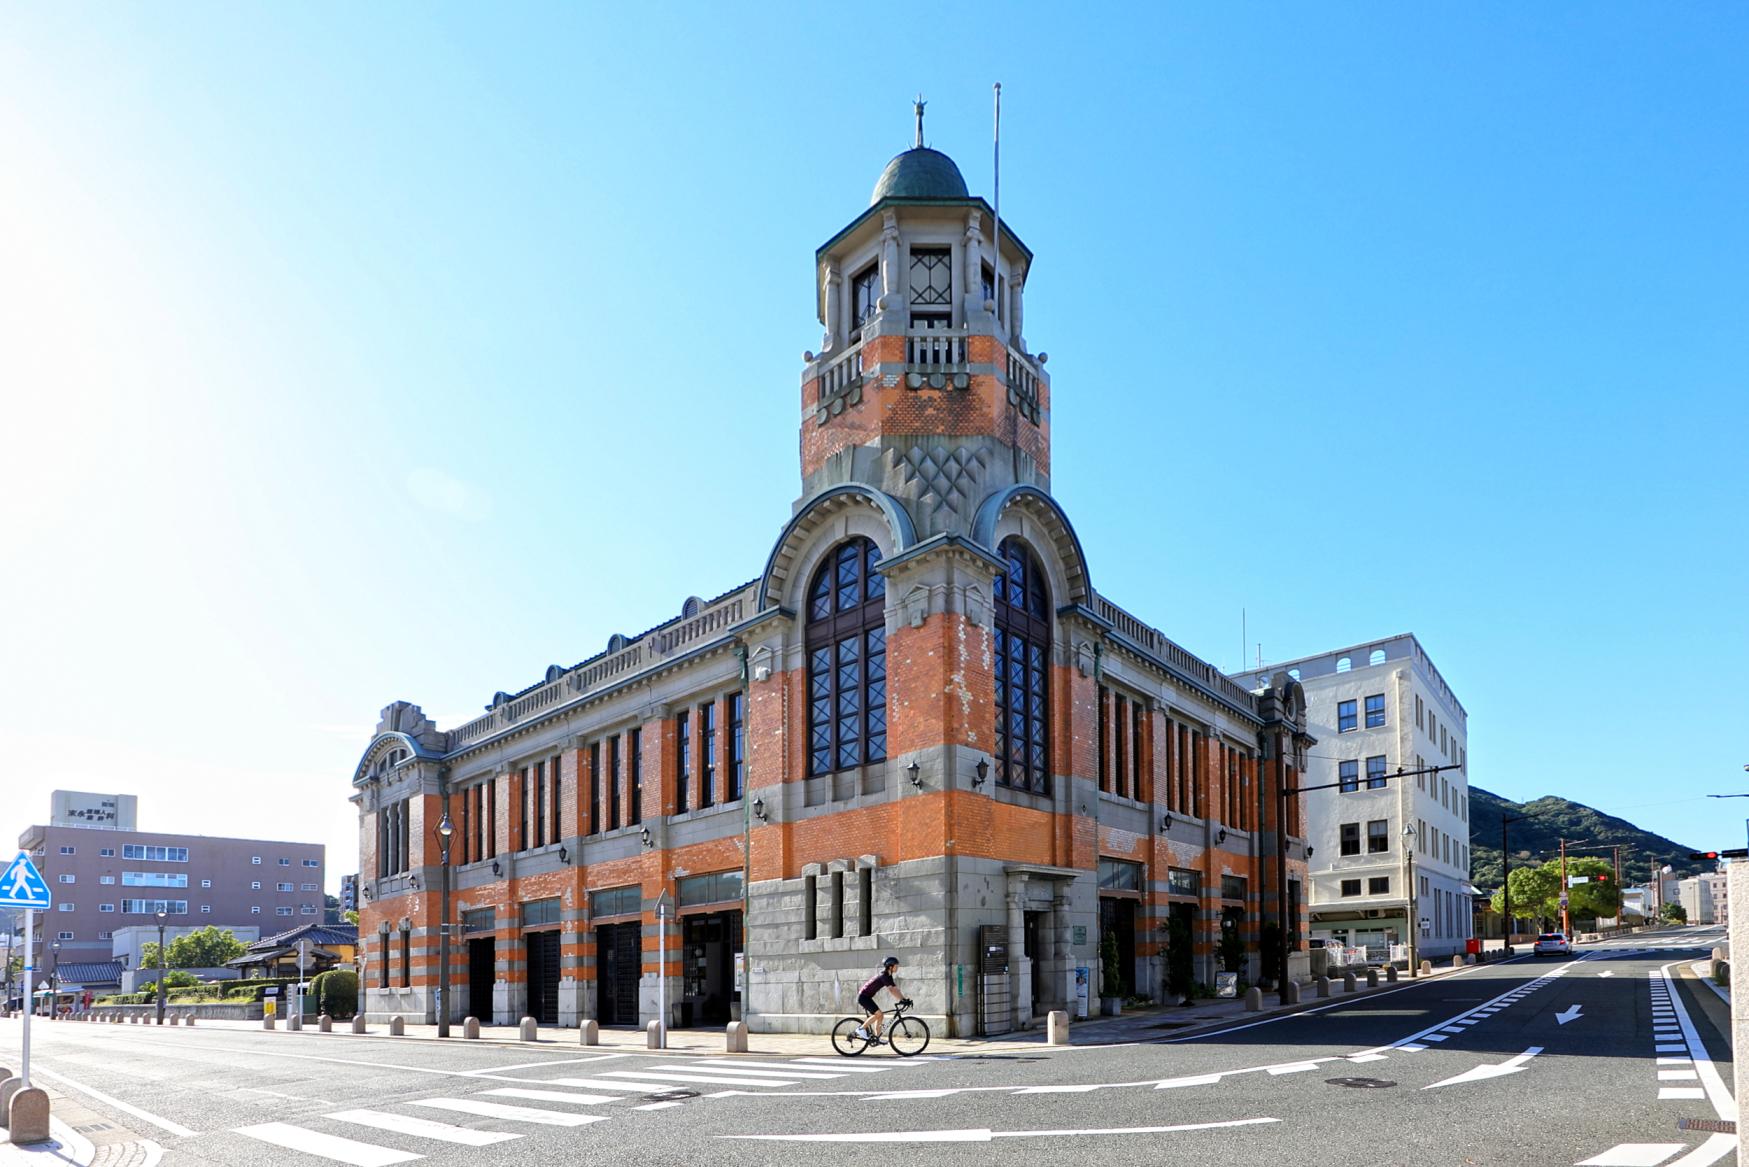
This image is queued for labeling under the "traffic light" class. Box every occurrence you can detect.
[1688,850,1748,860]
[1596,874,1610,884]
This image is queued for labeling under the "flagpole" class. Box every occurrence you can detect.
[992,83,1002,326]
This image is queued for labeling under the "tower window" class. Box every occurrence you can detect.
[806,538,888,775]
[908,247,951,326]
[852,264,880,331]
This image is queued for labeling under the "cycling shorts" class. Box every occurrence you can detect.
[857,993,880,1014]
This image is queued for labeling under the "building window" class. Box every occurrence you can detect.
[852,263,880,331]
[628,732,643,826]
[400,928,411,989]
[276,907,294,917]
[994,537,1051,794]
[675,713,691,813]
[1336,656,1352,673]
[727,692,746,803]
[58,845,75,856]
[301,905,316,915]
[276,882,294,892]
[251,856,261,865]
[99,848,115,857]
[1364,694,1385,728]
[278,858,291,867]
[120,899,186,915]
[806,538,888,776]
[1340,823,1360,856]
[1098,858,1144,892]
[252,906,261,915]
[123,872,188,888]
[858,867,873,936]
[804,875,818,941]
[588,743,602,835]
[125,845,188,863]
[57,874,75,884]
[1096,688,1109,792]
[1367,820,1390,854]
[301,882,317,892]
[98,931,112,940]
[56,930,74,940]
[57,903,74,912]
[1340,879,1361,897]
[303,859,320,868]
[700,700,717,808]
[551,754,564,843]
[1368,876,1390,895]
[200,905,211,914]
[200,879,212,889]
[100,876,114,885]
[1339,760,1358,794]
[608,736,622,830]
[1337,700,1357,733]
[1366,755,1387,789]
[531,762,546,849]
[1168,868,1201,898]
[99,904,114,913]
[907,246,952,325]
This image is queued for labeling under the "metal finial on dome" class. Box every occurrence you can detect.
[913,94,926,148]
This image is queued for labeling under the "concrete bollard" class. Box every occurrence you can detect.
[1420,960,1433,976]
[351,1015,367,1034]
[388,1016,405,1036]
[1386,966,1399,982]
[7,1086,51,1146]
[1714,946,1726,964]
[263,1017,275,1030]
[1282,980,1301,1005]
[168,1015,179,1026]
[1315,976,1330,998]
[1046,1009,1070,1044]
[464,1017,480,1040]
[318,1014,332,1033]
[579,1019,599,1046]
[646,1020,665,1049]
[0,1077,21,1127]
[1343,972,1358,994]
[288,1013,303,1032]
[1366,969,1379,988]
[185,1015,196,1027]
[726,1021,749,1053]
[520,1017,538,1042]
[1452,955,1465,969]
[1243,987,1263,1012]
[0,1068,10,1087]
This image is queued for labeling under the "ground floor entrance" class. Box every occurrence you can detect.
[466,937,494,1021]
[679,909,742,1027]
[525,930,560,1025]
[596,921,641,1026]
[1023,910,1047,1012]
[1098,897,1137,998]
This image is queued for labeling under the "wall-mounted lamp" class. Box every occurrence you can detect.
[360,884,372,902]
[408,874,421,890]
[1160,814,1173,832]
[752,797,768,822]
[1305,845,1315,858]
[490,860,502,877]
[640,827,653,848]
[972,759,988,789]
[1216,828,1228,845]
[558,846,570,864]
[907,760,922,788]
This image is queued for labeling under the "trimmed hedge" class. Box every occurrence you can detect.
[312,969,357,1019]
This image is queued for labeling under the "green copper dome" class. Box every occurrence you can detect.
[870,147,970,205]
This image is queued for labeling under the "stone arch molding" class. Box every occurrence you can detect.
[351,731,436,787]
[971,484,1093,606]
[757,483,917,611]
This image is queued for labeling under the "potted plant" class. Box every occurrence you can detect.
[1099,932,1124,1015]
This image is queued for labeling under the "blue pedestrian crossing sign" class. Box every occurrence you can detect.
[0,851,52,909]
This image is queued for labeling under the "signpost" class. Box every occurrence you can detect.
[1,850,54,1090]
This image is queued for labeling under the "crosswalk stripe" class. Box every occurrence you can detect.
[650,1065,841,1080]
[785,1061,902,1074]
[598,1070,800,1087]
[792,1057,910,1070]
[1656,1087,1705,1100]
[485,1088,621,1105]
[327,1110,519,1147]
[408,1099,609,1127]
[235,1122,422,1166]
[544,1078,669,1093]
[692,1059,850,1076]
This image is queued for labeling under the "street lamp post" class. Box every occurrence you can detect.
[436,810,454,1039]
[1501,814,1525,957]
[49,940,61,1017]
[155,911,168,1026]
[1403,824,1420,977]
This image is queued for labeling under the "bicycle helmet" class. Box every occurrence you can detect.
[882,955,900,968]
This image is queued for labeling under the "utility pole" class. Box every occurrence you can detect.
[435,809,454,1039]
[1501,815,1525,956]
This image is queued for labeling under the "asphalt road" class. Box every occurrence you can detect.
[3,926,1733,1167]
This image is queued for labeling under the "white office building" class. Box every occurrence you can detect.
[1678,871,1727,925]
[1239,634,1473,960]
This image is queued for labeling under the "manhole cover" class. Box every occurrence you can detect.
[1326,1077,1396,1089]
[643,1089,700,1102]
[1678,1118,1737,1134]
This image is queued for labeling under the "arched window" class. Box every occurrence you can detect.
[805,538,887,775]
[993,537,1051,794]
[1368,648,1386,667]
[1335,656,1352,673]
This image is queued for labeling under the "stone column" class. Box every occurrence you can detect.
[1007,881,1030,1027]
[821,263,842,353]
[1729,863,1749,1163]
[961,211,984,324]
[1011,263,1026,351]
[1053,883,1074,1013]
[878,210,901,313]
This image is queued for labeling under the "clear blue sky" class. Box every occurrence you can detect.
[3,4,1745,888]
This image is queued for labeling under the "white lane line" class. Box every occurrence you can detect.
[1347,1054,1389,1064]
[597,1070,802,1087]
[1658,1087,1706,1100]
[1657,1058,1693,1065]
[1152,1074,1223,1090]
[1655,1045,1688,1054]
[27,1064,199,1139]
[485,1088,621,1105]
[1265,1062,1321,1076]
[544,1077,674,1092]
[235,1122,421,1165]
[1667,1133,1737,1167]
[1577,1144,1685,1166]
[409,1098,609,1127]
[328,1109,520,1147]
[1013,1084,1100,1094]
[723,1117,1281,1143]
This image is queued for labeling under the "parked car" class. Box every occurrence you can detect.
[1533,932,1573,957]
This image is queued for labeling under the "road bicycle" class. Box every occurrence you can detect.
[831,998,930,1057]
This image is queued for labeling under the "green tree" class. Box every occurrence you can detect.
[1489,858,1619,925]
[1661,902,1688,924]
[1491,863,1561,925]
[343,909,360,926]
[140,927,247,970]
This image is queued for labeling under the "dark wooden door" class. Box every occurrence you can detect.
[526,931,560,1025]
[597,923,642,1026]
[466,937,495,1022]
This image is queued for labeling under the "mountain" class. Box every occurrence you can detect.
[1468,786,1708,892]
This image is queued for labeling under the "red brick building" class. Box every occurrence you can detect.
[353,117,1313,1036]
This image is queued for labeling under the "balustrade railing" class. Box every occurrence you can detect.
[1092,595,1258,708]
[817,343,864,403]
[906,328,968,367]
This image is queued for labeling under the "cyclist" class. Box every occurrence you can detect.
[854,955,908,1043]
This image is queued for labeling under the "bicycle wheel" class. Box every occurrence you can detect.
[831,1016,871,1056]
[887,1015,931,1057]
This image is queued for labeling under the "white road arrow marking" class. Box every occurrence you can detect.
[1422,1047,1543,1090]
[1598,970,1616,977]
[1556,1005,1584,1025]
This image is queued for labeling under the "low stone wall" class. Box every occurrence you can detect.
[94,1001,262,1021]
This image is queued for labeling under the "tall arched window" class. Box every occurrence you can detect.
[993,537,1051,794]
[805,538,887,775]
